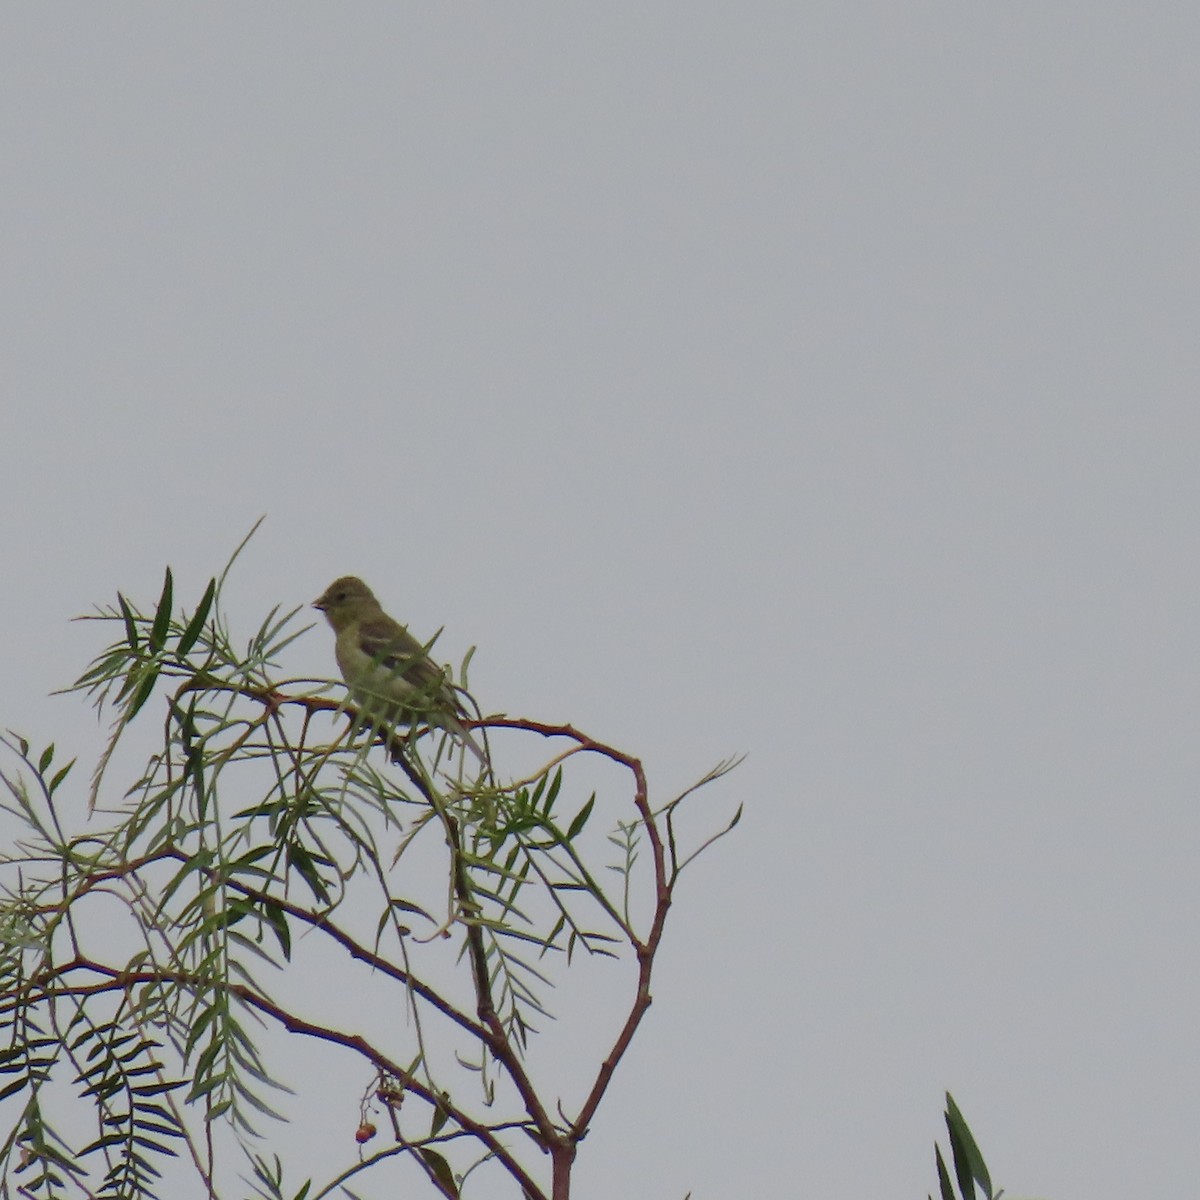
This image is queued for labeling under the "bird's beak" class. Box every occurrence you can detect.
[312,598,328,612]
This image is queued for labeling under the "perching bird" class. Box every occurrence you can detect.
[313,576,486,765]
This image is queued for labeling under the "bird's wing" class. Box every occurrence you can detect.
[358,617,446,689]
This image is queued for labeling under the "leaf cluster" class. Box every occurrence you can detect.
[0,549,741,1200]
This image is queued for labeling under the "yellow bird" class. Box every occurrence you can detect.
[313,576,486,764]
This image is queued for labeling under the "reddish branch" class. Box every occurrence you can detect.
[466,718,675,1189]
[21,959,549,1200]
[62,675,690,1200]
[228,702,678,1198]
[237,705,677,1196]
[69,847,488,1043]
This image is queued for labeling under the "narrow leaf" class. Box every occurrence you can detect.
[934,1144,956,1200]
[429,1097,451,1139]
[417,1148,459,1197]
[117,593,140,650]
[149,567,174,653]
[946,1093,992,1199]
[566,794,596,841]
[48,759,76,796]
[390,897,434,922]
[125,669,159,721]
[540,767,563,815]
[177,577,217,657]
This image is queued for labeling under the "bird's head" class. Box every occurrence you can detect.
[313,576,379,631]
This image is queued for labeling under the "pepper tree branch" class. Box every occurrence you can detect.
[466,718,673,1143]
[19,959,550,1200]
[387,743,565,1152]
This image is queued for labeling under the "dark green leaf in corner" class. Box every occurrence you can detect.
[946,1092,993,1200]
[933,1143,955,1200]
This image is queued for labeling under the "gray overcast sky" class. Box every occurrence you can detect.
[3,5,1199,1198]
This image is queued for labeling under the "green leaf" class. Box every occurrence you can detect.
[149,567,174,654]
[117,592,140,650]
[72,649,129,689]
[48,758,76,796]
[260,899,293,961]
[182,1006,219,1063]
[177,577,216,657]
[429,1095,451,1139]
[539,767,563,815]
[934,1144,956,1200]
[125,668,160,720]
[77,1131,128,1155]
[417,1147,458,1197]
[128,1080,186,1099]
[945,1093,992,1199]
[566,794,596,841]
[286,841,332,905]
[390,897,435,922]
[37,743,55,775]
[130,1119,185,1139]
